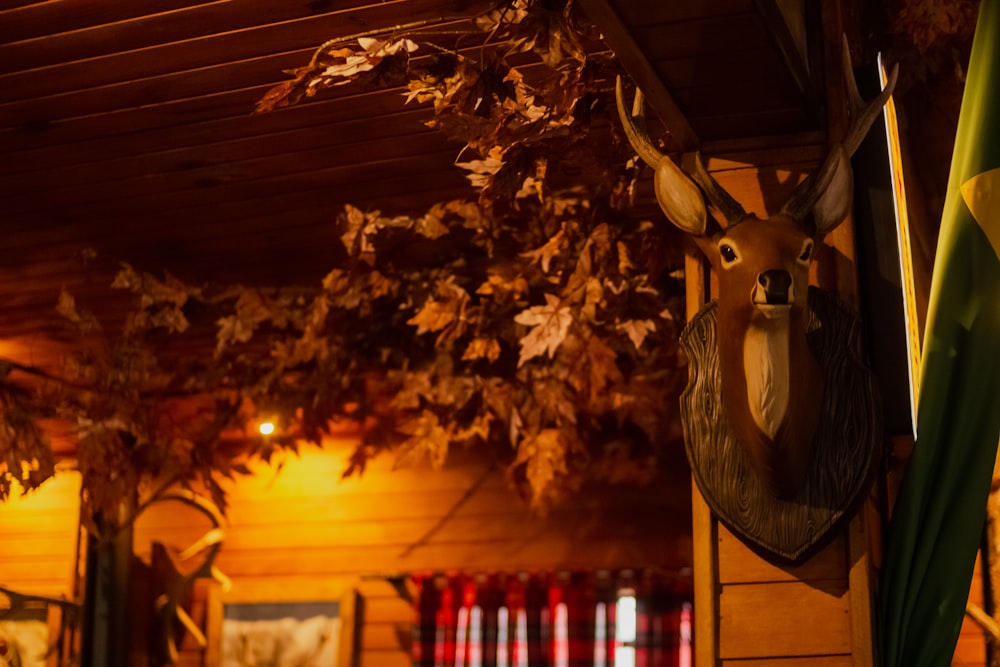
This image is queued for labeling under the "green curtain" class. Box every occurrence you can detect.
[877,0,1000,664]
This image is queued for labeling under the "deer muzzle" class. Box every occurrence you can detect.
[753,269,795,318]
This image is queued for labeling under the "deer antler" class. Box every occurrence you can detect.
[149,490,230,666]
[781,34,899,233]
[615,77,742,234]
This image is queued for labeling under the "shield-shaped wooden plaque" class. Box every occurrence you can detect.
[680,287,883,563]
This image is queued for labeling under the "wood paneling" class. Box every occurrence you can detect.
[722,658,854,667]
[132,441,693,577]
[129,437,692,664]
[719,581,851,659]
[0,472,81,599]
[717,526,847,585]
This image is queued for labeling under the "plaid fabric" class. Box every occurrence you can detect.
[634,572,690,667]
[412,570,690,667]
[524,574,549,667]
[562,573,597,667]
[413,576,438,667]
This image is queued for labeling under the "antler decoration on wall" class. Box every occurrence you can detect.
[148,490,231,666]
[617,37,896,561]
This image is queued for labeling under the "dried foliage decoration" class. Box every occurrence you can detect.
[0,0,689,526]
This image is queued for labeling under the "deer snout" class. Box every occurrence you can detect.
[754,269,793,306]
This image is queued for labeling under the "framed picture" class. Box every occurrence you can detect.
[205,577,358,667]
[0,585,80,667]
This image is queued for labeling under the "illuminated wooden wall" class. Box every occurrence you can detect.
[0,472,82,600]
[131,432,693,666]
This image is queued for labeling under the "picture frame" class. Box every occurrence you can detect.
[205,577,359,667]
[0,585,80,667]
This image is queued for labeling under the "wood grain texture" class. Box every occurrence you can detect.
[679,287,883,563]
[0,472,82,599]
[719,581,851,659]
[717,524,847,585]
[721,657,853,666]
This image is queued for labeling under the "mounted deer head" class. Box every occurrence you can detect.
[617,38,897,498]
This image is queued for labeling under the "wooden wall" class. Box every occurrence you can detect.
[131,432,694,666]
[0,437,989,666]
[0,472,81,599]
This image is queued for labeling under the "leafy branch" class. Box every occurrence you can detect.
[0,0,690,526]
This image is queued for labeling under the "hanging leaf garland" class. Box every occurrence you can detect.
[0,0,690,522]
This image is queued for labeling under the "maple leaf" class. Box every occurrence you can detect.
[339,205,383,260]
[476,270,529,302]
[462,337,502,362]
[408,296,458,335]
[112,264,193,308]
[394,410,450,469]
[215,289,289,355]
[254,65,318,114]
[456,151,504,189]
[415,211,450,239]
[565,333,623,411]
[514,429,566,504]
[617,319,656,350]
[451,412,491,444]
[514,294,573,367]
[56,289,101,333]
[317,38,419,84]
[520,225,565,273]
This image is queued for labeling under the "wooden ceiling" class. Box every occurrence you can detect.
[0,0,828,365]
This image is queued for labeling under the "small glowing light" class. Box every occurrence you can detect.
[258,422,275,436]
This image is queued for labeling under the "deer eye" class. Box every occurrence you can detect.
[798,241,814,262]
[720,244,738,264]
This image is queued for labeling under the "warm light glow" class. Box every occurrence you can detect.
[258,421,275,436]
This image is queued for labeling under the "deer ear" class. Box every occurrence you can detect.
[811,146,855,236]
[653,154,708,236]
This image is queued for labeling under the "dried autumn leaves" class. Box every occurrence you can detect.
[0,0,689,520]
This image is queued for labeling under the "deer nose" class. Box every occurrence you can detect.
[757,269,792,304]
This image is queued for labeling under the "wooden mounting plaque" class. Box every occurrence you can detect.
[680,287,883,563]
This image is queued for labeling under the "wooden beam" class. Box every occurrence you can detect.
[576,0,698,151]
[753,0,814,99]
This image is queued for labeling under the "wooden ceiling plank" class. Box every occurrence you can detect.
[0,84,268,154]
[689,107,812,139]
[576,0,697,151]
[649,47,790,91]
[611,0,754,26]
[0,48,315,127]
[0,37,527,152]
[672,73,805,118]
[0,0,486,75]
[0,0,219,44]
[631,12,773,62]
[4,130,459,216]
[3,164,472,259]
[0,11,481,104]
[0,27,521,128]
[6,146,466,223]
[0,177,475,293]
[752,0,815,99]
[0,86,418,171]
[0,106,437,197]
